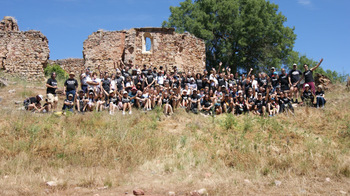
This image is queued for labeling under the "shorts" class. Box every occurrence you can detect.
[281,85,290,92]
[47,93,58,103]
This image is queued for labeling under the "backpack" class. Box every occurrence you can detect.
[23,98,30,110]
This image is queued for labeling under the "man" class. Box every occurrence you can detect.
[25,95,48,112]
[279,68,289,92]
[80,68,91,93]
[62,93,74,112]
[269,67,279,89]
[295,58,323,94]
[46,72,58,110]
[64,72,79,100]
[288,64,302,103]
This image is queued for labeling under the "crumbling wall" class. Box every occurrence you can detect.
[0,16,19,32]
[0,16,49,80]
[49,58,84,76]
[83,30,126,73]
[83,27,206,73]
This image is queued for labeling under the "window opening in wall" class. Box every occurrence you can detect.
[145,37,152,51]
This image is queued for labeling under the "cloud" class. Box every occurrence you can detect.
[298,0,312,6]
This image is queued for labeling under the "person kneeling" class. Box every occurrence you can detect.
[24,95,49,113]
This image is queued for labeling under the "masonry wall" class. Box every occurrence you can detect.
[0,30,49,80]
[83,28,206,73]
[49,58,84,76]
[83,30,126,73]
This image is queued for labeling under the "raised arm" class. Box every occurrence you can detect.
[310,58,323,72]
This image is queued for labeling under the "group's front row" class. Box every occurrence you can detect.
[23,84,326,117]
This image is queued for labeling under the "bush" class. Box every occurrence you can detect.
[44,64,68,80]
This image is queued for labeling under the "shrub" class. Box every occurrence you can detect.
[44,64,68,80]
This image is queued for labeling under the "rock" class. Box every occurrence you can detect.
[46,181,58,187]
[168,191,176,196]
[133,189,145,195]
[190,188,208,196]
[0,78,8,87]
[340,190,347,195]
[244,179,251,184]
[8,89,16,93]
[97,186,108,190]
[274,180,282,186]
[14,101,21,104]
[325,177,330,182]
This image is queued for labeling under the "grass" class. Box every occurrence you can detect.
[0,74,349,195]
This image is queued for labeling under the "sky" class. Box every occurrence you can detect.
[1,0,349,74]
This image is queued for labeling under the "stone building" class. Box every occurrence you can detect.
[83,27,206,73]
[48,58,84,76]
[0,16,49,80]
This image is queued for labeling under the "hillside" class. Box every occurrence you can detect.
[0,75,349,195]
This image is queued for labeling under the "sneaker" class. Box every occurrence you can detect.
[122,111,125,115]
[129,111,132,115]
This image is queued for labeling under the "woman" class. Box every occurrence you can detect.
[267,97,279,116]
[108,90,119,115]
[200,94,213,115]
[120,90,133,115]
[315,85,326,108]
[161,91,173,116]
[95,91,106,112]
[295,58,323,94]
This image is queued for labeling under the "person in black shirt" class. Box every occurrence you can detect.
[200,94,213,115]
[301,84,314,107]
[62,93,74,112]
[161,91,173,115]
[279,68,289,92]
[254,93,266,116]
[25,95,47,112]
[279,92,294,113]
[64,72,79,100]
[46,72,58,110]
[295,58,323,94]
[288,64,302,103]
[315,85,326,108]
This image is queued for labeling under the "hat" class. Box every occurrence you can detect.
[273,71,278,75]
[109,90,114,94]
[131,86,137,91]
[89,92,93,95]
[238,90,243,94]
[81,73,86,77]
[123,91,128,94]
[258,93,262,96]
[193,89,198,91]
[69,72,75,76]
[38,95,43,100]
[68,94,73,97]
[305,84,310,87]
[137,82,141,85]
[79,90,84,93]
[293,63,297,66]
[271,67,275,70]
[183,90,187,93]
[222,85,226,88]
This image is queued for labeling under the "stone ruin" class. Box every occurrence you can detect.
[83,27,206,73]
[0,16,49,80]
[48,58,84,76]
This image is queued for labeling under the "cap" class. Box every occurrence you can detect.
[109,90,114,94]
[238,90,243,94]
[38,95,43,100]
[293,63,297,66]
[222,85,226,88]
[131,86,137,91]
[183,90,187,93]
[79,90,84,93]
[123,91,128,94]
[273,71,278,75]
[89,92,94,95]
[271,67,275,70]
[68,94,73,97]
[305,84,310,87]
[258,93,262,96]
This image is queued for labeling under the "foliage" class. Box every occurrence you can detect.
[162,0,296,73]
[44,64,68,80]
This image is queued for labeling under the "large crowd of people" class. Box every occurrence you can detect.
[24,58,326,116]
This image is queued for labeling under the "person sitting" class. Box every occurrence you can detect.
[315,85,326,108]
[200,94,213,115]
[279,91,294,114]
[62,93,74,112]
[120,90,133,115]
[24,95,48,113]
[254,93,266,116]
[161,91,173,116]
[76,90,87,113]
[301,84,314,107]
[267,97,279,116]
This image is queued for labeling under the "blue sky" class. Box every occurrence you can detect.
[2,0,349,74]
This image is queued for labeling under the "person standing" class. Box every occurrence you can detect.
[288,64,302,103]
[46,72,58,111]
[295,58,323,94]
[64,72,79,100]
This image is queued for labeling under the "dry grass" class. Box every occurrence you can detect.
[0,74,349,195]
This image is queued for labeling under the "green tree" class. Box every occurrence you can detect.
[162,0,296,73]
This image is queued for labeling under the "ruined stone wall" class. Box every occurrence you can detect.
[83,27,206,73]
[0,16,49,80]
[49,58,84,76]
[124,28,206,72]
[83,30,126,73]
